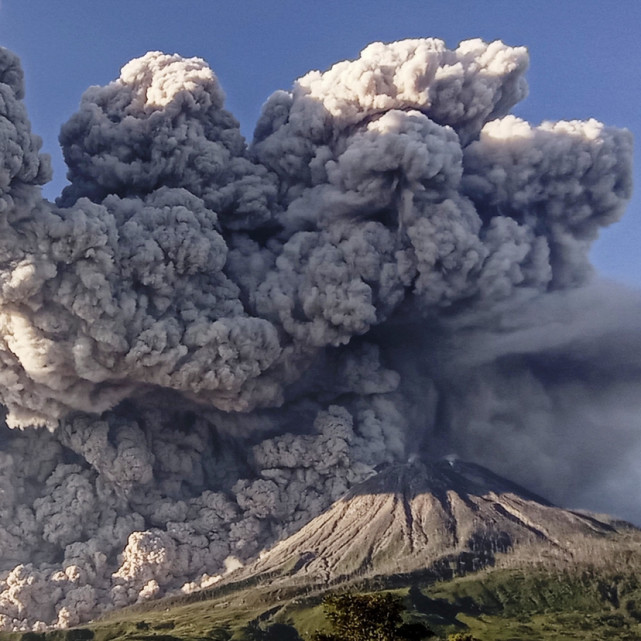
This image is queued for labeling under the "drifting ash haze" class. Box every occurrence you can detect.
[0,37,636,630]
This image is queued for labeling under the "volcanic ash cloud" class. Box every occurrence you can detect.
[0,38,635,630]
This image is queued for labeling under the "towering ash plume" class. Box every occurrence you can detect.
[0,38,636,630]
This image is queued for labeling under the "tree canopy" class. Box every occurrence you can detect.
[312,592,434,641]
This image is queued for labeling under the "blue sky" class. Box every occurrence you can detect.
[0,0,638,285]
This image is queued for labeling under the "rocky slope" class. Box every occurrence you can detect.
[232,459,639,586]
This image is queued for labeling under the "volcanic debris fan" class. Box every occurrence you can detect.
[231,459,638,585]
[0,38,636,630]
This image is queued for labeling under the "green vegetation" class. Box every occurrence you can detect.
[419,567,641,640]
[2,565,641,640]
[311,593,433,640]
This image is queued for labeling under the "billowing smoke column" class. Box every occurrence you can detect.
[0,38,636,629]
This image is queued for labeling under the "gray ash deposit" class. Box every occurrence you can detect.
[236,460,638,586]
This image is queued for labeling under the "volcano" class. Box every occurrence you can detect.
[0,36,638,633]
[232,459,640,587]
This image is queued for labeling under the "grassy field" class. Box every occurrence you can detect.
[420,568,641,640]
[277,568,641,640]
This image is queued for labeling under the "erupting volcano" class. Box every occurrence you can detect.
[0,37,637,631]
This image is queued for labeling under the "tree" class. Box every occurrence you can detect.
[312,592,433,641]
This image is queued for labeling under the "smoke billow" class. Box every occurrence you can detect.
[0,38,636,629]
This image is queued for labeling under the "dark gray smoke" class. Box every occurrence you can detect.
[0,38,635,630]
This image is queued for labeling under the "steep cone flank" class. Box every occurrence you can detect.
[236,460,636,584]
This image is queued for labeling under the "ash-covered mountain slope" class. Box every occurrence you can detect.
[233,459,640,585]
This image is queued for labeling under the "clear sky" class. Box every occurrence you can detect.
[0,0,638,285]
